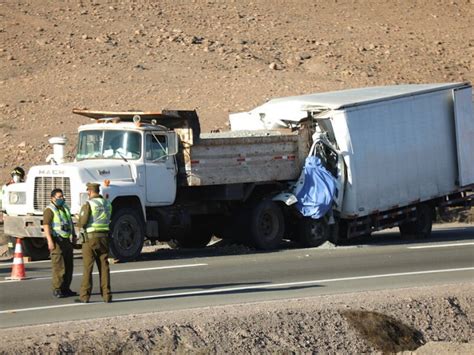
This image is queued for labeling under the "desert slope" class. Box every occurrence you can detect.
[0,0,473,181]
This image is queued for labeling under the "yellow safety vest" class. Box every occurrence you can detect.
[46,203,73,239]
[85,197,112,233]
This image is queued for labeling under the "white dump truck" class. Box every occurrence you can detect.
[2,82,473,261]
[2,109,312,260]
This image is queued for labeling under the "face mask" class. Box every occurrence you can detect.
[55,198,65,207]
[12,175,20,183]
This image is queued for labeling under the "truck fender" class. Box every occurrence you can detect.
[272,192,298,206]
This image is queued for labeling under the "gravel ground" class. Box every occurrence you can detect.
[0,283,472,354]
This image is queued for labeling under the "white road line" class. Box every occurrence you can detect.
[0,263,207,284]
[1,266,472,314]
[408,242,474,249]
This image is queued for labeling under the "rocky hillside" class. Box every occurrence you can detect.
[0,0,473,181]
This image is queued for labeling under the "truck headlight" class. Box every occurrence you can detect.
[9,191,26,205]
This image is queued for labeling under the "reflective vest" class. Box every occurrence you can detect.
[46,203,73,239]
[85,197,112,233]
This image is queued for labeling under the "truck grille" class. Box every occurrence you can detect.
[34,177,71,211]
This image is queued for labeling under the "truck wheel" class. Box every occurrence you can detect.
[250,200,284,250]
[399,204,433,239]
[110,208,144,262]
[298,218,329,248]
[22,238,50,261]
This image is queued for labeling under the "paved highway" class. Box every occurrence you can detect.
[1,224,473,328]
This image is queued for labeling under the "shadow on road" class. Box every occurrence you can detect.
[106,281,271,296]
[108,283,323,303]
[135,224,474,263]
[344,224,474,247]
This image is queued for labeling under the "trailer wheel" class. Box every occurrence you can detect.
[250,200,284,250]
[399,204,433,239]
[298,218,329,248]
[8,237,50,261]
[110,208,144,262]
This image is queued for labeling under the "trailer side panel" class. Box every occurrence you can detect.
[333,87,465,218]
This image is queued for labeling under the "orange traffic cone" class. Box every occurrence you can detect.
[6,238,27,280]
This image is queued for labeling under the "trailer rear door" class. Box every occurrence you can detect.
[452,86,474,186]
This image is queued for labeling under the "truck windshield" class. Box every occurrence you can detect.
[76,130,142,161]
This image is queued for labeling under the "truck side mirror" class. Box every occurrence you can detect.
[167,133,178,156]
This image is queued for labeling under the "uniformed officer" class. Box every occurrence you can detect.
[1,167,25,209]
[76,182,113,303]
[43,188,77,298]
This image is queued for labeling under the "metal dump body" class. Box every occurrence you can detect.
[180,129,310,186]
[303,82,474,218]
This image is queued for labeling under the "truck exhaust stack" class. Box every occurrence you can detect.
[46,136,68,165]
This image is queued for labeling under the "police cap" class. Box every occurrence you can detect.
[86,182,101,192]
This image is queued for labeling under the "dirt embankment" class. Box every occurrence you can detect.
[1,0,473,182]
[0,284,472,354]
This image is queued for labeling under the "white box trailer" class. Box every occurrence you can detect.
[305,82,474,218]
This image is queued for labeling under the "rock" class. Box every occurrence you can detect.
[299,52,312,60]
[269,62,280,70]
[18,141,26,148]
[191,36,204,44]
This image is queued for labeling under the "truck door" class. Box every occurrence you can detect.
[145,132,177,204]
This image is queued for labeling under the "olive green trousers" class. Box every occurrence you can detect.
[79,237,111,302]
[51,237,74,291]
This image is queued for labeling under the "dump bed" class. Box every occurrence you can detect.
[179,129,310,186]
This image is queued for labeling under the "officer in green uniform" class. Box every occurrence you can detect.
[76,182,113,303]
[43,188,77,298]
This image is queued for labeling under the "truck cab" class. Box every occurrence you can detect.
[2,111,181,261]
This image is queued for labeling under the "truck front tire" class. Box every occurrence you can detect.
[109,208,145,262]
[298,218,329,248]
[8,237,50,261]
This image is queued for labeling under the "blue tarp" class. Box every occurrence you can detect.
[294,156,337,219]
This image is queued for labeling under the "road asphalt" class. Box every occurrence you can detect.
[0,224,473,328]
